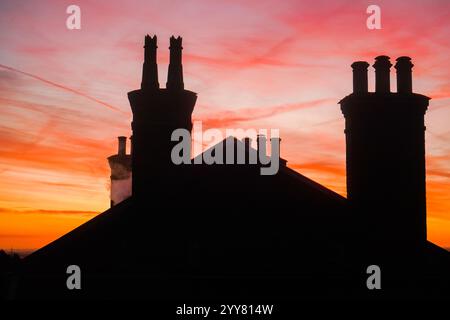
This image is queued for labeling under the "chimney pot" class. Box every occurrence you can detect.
[394,56,414,93]
[141,35,159,90]
[373,55,392,93]
[118,136,127,156]
[351,61,370,93]
[167,36,184,90]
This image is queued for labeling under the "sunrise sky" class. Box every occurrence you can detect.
[0,0,449,253]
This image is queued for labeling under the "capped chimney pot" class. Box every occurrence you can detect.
[118,136,127,156]
[166,36,184,90]
[141,35,159,90]
[373,55,392,93]
[394,56,414,93]
[351,61,370,93]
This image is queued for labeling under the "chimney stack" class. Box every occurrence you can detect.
[128,35,197,199]
[166,36,184,91]
[351,61,370,93]
[118,136,127,156]
[395,56,413,94]
[141,35,159,90]
[108,136,132,207]
[373,55,392,93]
[340,55,430,247]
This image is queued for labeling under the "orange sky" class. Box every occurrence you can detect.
[0,0,449,253]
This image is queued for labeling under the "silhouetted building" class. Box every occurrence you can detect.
[107,136,132,207]
[14,36,450,300]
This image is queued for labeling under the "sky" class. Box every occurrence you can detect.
[0,0,449,253]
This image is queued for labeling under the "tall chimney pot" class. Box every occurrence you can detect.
[373,55,392,93]
[351,61,370,93]
[394,56,414,93]
[166,36,184,90]
[118,136,127,156]
[141,35,159,90]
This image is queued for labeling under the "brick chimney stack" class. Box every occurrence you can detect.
[340,56,430,248]
[128,35,197,200]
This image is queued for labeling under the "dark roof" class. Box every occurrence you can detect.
[20,137,450,300]
[26,136,347,265]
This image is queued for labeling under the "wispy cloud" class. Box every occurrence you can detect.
[197,98,334,128]
[0,64,127,114]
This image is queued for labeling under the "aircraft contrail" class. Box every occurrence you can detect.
[0,63,127,114]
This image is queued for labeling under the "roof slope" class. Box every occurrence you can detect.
[18,137,450,299]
